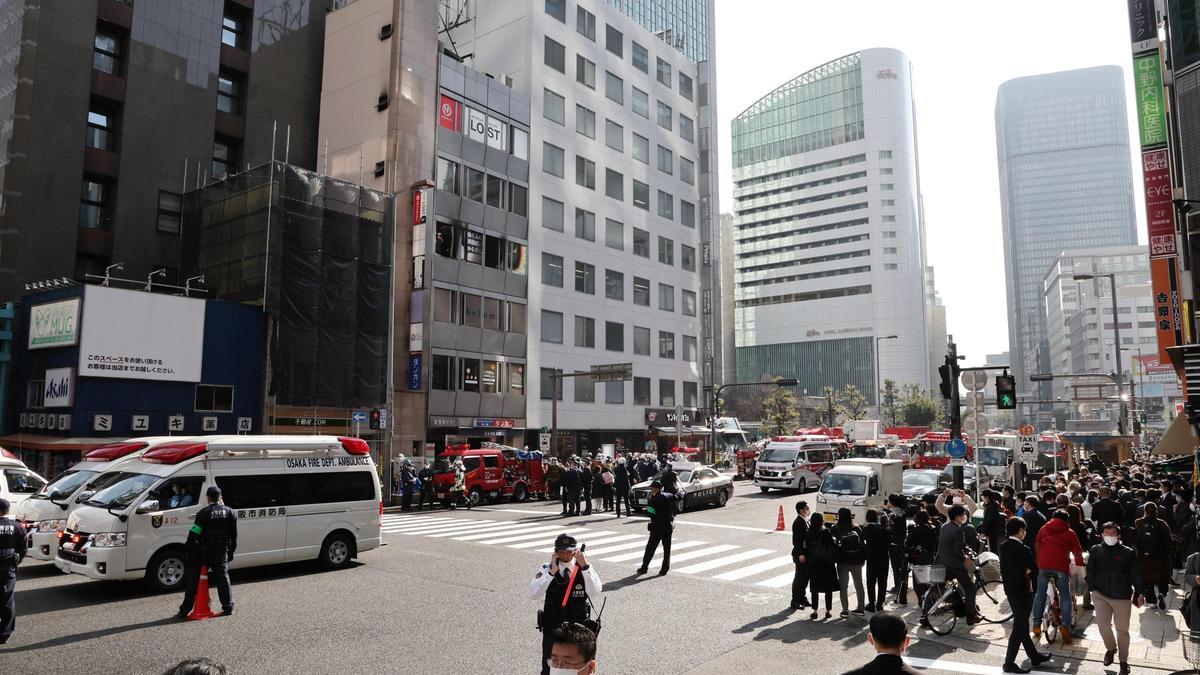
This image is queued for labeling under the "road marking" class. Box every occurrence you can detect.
[674,549,775,575]
[424,522,529,538]
[381,517,450,529]
[385,521,498,535]
[570,539,648,556]
[535,534,644,552]
[755,571,796,589]
[479,528,591,546]
[903,656,1060,675]
[381,515,443,525]
[473,507,788,534]
[711,555,794,581]
[382,519,491,533]
[508,531,616,549]
[453,524,566,541]
[400,521,516,536]
[601,540,709,563]
[657,544,741,565]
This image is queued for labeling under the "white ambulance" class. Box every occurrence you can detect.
[0,450,48,507]
[16,438,174,560]
[55,435,382,591]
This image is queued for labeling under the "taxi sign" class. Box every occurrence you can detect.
[946,438,967,459]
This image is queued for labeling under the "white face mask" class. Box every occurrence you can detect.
[548,665,588,675]
[1103,535,1119,546]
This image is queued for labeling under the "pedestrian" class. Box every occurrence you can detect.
[886,495,909,606]
[450,458,471,509]
[562,460,581,517]
[1031,510,1085,644]
[808,513,839,620]
[833,508,866,616]
[546,458,562,501]
[980,490,1005,553]
[636,480,675,576]
[601,464,614,511]
[399,459,417,511]
[416,461,435,510]
[791,500,811,610]
[0,498,26,644]
[613,456,631,518]
[530,534,602,675]
[177,486,237,619]
[1021,496,1046,548]
[840,611,920,674]
[1134,501,1174,609]
[590,464,604,513]
[1001,486,1017,514]
[863,508,890,612]
[1087,521,1143,675]
[937,501,980,626]
[906,510,937,617]
[581,463,595,516]
[999,517,1050,673]
[547,622,598,675]
[1091,487,1124,534]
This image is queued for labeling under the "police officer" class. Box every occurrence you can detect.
[416,461,436,511]
[637,480,676,576]
[399,459,417,512]
[0,498,26,644]
[562,460,582,517]
[529,534,602,675]
[178,486,238,618]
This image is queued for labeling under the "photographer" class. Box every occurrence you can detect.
[530,534,602,675]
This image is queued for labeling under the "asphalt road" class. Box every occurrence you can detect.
[0,481,1179,674]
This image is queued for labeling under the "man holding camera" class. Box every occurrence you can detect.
[530,534,602,675]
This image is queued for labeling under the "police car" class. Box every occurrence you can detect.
[631,461,734,512]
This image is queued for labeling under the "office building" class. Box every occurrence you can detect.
[995,66,1138,417]
[730,49,930,406]
[925,266,947,392]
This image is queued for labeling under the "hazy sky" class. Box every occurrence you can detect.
[714,0,1147,366]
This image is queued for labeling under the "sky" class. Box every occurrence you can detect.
[713,0,1147,366]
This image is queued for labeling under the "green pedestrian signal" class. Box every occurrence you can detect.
[996,374,1016,410]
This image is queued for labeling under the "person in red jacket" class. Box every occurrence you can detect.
[1032,510,1085,644]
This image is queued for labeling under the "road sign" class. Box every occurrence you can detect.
[1018,434,1037,464]
[946,438,967,459]
[961,370,988,392]
[352,411,369,423]
[964,392,984,410]
[963,412,989,445]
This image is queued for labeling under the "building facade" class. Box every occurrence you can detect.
[730,49,929,406]
[924,266,947,393]
[995,66,1138,421]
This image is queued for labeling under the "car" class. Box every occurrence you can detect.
[939,464,977,494]
[901,469,943,499]
[631,462,734,512]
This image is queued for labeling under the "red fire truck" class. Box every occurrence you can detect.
[432,443,547,507]
[910,431,971,470]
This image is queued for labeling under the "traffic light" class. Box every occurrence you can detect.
[369,408,381,430]
[937,356,956,400]
[995,374,1016,410]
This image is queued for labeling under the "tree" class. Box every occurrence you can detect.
[881,379,900,427]
[822,386,837,427]
[899,383,946,428]
[762,386,798,437]
[836,384,869,421]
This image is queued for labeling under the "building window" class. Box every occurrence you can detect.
[605,169,624,201]
[656,101,672,130]
[884,263,898,270]
[86,108,115,151]
[465,167,485,201]
[680,200,695,228]
[658,236,674,266]
[575,104,596,138]
[659,331,676,358]
[605,24,623,56]
[657,145,673,174]
[657,190,673,220]
[433,288,457,322]
[460,358,481,392]
[461,293,482,327]
[679,114,694,143]
[544,37,566,73]
[545,0,565,22]
[484,235,505,270]
[575,208,595,241]
[222,9,247,49]
[632,41,648,73]
[605,219,623,250]
[880,168,893,175]
[634,327,651,356]
[605,269,624,300]
[575,315,595,348]
[576,55,596,89]
[437,157,459,193]
[679,72,693,100]
[541,310,563,343]
[605,119,624,151]
[605,380,624,404]
[196,384,234,412]
[681,244,696,272]
[574,261,595,294]
[575,371,595,403]
[879,150,892,159]
[93,29,122,75]
[543,88,565,125]
[212,138,236,177]
[882,199,895,206]
[80,178,112,230]
[882,215,896,222]
[683,381,698,407]
[605,321,623,352]
[881,183,894,191]
[432,355,453,390]
[543,142,565,177]
[656,57,672,87]
[508,363,525,394]
[682,289,696,316]
[633,229,650,257]
[486,175,505,208]
[217,70,241,115]
[633,277,650,306]
[680,157,695,185]
[507,302,527,333]
[658,284,674,312]
[575,156,595,189]
[883,247,898,254]
[632,88,649,118]
[632,133,650,163]
[157,191,182,234]
[509,184,528,216]
[542,253,564,286]
[576,6,595,39]
[605,71,623,104]
[659,379,675,405]
[25,380,43,408]
[511,127,529,160]
[633,180,649,210]
[482,298,502,330]
[883,231,897,239]
[683,336,698,362]
[540,368,563,401]
[634,376,651,405]
[542,196,564,231]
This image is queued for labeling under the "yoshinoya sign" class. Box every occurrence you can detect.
[29,298,81,349]
[43,367,74,407]
[77,285,205,382]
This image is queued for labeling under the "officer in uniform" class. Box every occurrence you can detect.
[178,486,238,618]
[637,480,676,576]
[562,460,582,517]
[0,498,26,644]
[529,533,602,675]
[416,461,436,511]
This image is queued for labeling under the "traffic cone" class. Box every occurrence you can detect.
[186,565,220,621]
[775,505,786,531]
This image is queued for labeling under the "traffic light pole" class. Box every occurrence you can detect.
[948,341,963,491]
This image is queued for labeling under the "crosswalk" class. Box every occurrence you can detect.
[381,513,797,589]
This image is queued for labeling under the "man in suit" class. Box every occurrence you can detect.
[1000,517,1050,673]
[841,611,919,674]
[791,500,811,610]
[1021,496,1047,548]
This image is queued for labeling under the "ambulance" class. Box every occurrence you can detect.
[0,449,48,507]
[55,435,382,592]
[16,438,173,560]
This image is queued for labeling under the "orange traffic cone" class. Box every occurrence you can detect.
[775,505,786,531]
[186,565,220,621]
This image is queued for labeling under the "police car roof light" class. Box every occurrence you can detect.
[84,441,149,462]
[142,441,208,464]
[338,437,371,456]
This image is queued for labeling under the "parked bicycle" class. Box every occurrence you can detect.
[916,552,1013,635]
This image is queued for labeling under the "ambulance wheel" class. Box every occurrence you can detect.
[513,484,529,502]
[147,547,188,592]
[760,486,770,494]
[319,532,355,570]
[797,479,807,493]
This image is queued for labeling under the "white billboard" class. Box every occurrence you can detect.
[77,285,206,382]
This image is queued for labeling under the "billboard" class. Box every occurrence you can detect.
[1143,149,1178,257]
[29,298,80,349]
[77,285,206,382]
[1151,256,1184,363]
[1134,53,1167,147]
[43,368,74,407]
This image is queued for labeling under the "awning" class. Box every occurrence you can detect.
[653,426,711,435]
[1152,415,1197,456]
[0,434,128,453]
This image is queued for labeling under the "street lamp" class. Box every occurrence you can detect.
[1073,273,1127,435]
[875,335,898,419]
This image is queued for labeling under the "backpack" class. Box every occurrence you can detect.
[1137,521,1163,557]
[836,528,865,565]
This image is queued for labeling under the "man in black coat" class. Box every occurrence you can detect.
[0,498,26,644]
[1000,517,1050,673]
[613,457,632,518]
[636,480,675,576]
[1091,487,1123,531]
[841,611,920,675]
[980,490,1005,553]
[1021,496,1047,549]
[791,500,811,610]
[562,460,582,517]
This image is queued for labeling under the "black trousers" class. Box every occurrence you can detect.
[614,487,628,516]
[889,548,908,604]
[641,525,673,572]
[582,487,592,514]
[1006,595,1040,665]
[791,556,809,606]
[401,489,414,510]
[948,566,976,616]
[866,557,889,607]
[418,486,434,509]
[179,556,234,614]
[1144,581,1169,603]
[0,570,14,643]
[565,490,580,516]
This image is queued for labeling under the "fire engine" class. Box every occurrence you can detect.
[910,431,971,470]
[432,443,547,507]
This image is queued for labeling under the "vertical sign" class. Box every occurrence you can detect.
[438,95,460,131]
[1128,0,1158,53]
[1134,53,1167,147]
[1143,149,1178,257]
[466,107,486,143]
[412,187,428,225]
[1152,257,1184,363]
[408,353,422,390]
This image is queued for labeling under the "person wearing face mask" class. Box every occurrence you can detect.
[999,517,1050,673]
[546,622,598,675]
[938,503,980,626]
[934,488,977,522]
[1021,496,1046,548]
[1086,522,1143,675]
[531,534,602,675]
[790,500,811,610]
[980,490,1005,553]
[1134,501,1174,609]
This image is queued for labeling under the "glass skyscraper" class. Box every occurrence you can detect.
[606,0,709,61]
[995,66,1138,410]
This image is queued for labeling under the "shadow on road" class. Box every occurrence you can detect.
[602,572,659,593]
[732,607,794,635]
[1,616,179,653]
[17,562,65,579]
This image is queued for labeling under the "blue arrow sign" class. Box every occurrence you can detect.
[946,438,967,459]
[351,411,369,423]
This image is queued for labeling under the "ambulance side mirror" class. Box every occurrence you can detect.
[135,500,160,515]
[75,490,95,503]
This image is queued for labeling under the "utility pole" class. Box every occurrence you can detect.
[938,337,963,490]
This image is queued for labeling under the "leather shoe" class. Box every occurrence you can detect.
[1119,663,1131,675]
[657,568,669,576]
[635,567,648,575]
[1030,653,1051,667]
[1103,649,1115,666]
[1001,664,1030,674]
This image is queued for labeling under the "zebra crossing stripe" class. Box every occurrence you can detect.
[536,533,643,552]
[414,521,518,537]
[674,549,775,575]
[386,521,494,535]
[380,517,458,531]
[756,571,796,589]
[600,540,711,563]
[453,524,564,541]
[575,539,648,556]
[652,544,740,565]
[479,527,590,546]
[381,516,443,526]
[507,530,615,549]
[712,555,794,581]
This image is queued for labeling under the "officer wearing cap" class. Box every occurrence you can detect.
[178,485,238,618]
[637,479,676,576]
[0,497,26,644]
[529,533,602,675]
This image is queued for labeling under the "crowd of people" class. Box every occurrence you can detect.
[544,453,676,518]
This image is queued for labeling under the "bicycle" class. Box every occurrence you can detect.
[1035,570,1064,644]
[916,553,1013,635]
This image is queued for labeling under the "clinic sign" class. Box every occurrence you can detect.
[1135,53,1167,147]
[29,298,80,349]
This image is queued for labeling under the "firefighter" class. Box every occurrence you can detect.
[530,534,602,675]
[0,498,26,644]
[178,486,237,618]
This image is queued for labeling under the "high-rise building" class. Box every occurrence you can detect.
[995,66,1138,417]
[730,49,929,406]
[0,0,329,300]
[924,266,947,393]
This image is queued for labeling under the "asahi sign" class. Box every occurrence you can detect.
[29,298,81,349]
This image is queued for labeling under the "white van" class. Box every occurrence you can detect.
[753,436,835,493]
[55,435,382,591]
[0,452,48,508]
[817,458,903,523]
